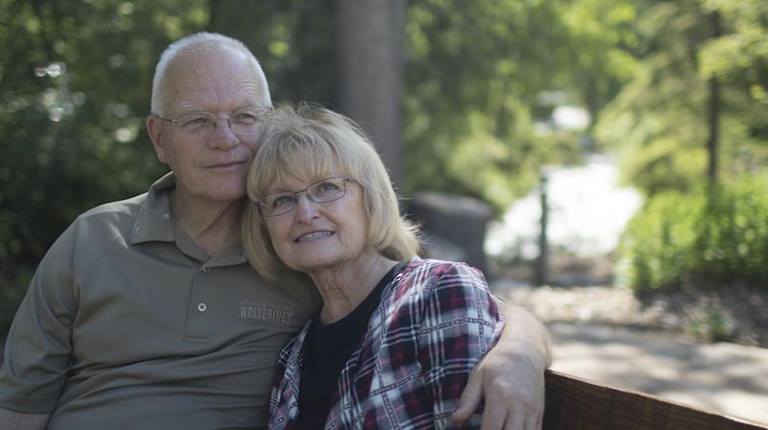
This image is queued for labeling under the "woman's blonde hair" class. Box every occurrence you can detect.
[242,103,419,280]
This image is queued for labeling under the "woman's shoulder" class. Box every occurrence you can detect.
[389,258,502,336]
[390,257,489,302]
[400,257,485,283]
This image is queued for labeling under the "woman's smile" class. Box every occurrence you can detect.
[294,230,335,243]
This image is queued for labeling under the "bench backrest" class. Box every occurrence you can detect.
[0,350,765,428]
[544,370,767,430]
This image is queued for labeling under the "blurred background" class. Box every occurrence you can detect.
[1,0,767,423]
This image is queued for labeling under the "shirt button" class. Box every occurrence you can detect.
[202,266,211,274]
[197,302,207,312]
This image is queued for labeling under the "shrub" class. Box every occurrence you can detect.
[618,176,768,292]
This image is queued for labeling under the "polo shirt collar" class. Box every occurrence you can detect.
[130,173,176,245]
[130,173,247,266]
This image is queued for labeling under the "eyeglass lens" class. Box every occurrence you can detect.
[174,108,270,135]
[261,177,349,216]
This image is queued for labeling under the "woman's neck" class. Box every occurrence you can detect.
[309,252,399,325]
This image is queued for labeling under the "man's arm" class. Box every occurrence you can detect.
[0,222,79,422]
[452,303,552,430]
[0,408,50,430]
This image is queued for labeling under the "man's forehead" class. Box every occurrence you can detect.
[163,50,268,111]
[166,50,257,85]
[169,82,266,107]
[165,87,267,115]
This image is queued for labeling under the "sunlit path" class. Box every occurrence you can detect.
[549,322,768,426]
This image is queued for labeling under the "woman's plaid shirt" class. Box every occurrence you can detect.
[267,258,505,429]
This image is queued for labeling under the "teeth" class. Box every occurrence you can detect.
[297,231,333,242]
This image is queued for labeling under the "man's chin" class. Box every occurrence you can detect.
[197,185,247,204]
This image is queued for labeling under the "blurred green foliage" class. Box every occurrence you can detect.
[596,0,768,195]
[1,0,766,335]
[618,176,768,292]
[687,305,736,342]
[602,0,768,294]
[0,0,209,332]
[230,0,595,210]
[1,0,608,334]
[403,0,579,208]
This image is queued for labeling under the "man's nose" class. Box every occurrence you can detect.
[208,117,239,149]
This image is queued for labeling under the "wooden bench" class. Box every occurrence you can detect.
[544,370,768,429]
[0,348,766,428]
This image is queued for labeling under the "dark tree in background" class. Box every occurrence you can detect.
[706,10,722,185]
[207,0,336,105]
[335,0,407,187]
[209,0,407,187]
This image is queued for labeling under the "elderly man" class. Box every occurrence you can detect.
[0,33,550,429]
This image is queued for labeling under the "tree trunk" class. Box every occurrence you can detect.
[706,11,722,185]
[536,172,549,286]
[335,0,406,188]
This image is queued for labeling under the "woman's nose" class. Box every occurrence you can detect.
[294,193,319,222]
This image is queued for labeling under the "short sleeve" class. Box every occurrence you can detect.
[0,221,79,413]
[416,262,505,429]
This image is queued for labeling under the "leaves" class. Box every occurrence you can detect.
[0,0,208,331]
[595,0,768,195]
[619,177,768,291]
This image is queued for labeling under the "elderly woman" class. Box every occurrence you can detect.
[243,105,504,429]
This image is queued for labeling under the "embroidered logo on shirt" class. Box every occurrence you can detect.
[239,300,294,325]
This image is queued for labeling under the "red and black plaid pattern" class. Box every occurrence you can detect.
[268,258,504,429]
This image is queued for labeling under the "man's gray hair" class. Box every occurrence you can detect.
[150,32,271,115]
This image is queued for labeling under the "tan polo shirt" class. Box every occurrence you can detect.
[0,174,320,429]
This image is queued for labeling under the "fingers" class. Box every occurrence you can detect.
[505,412,524,430]
[452,368,484,424]
[480,409,540,430]
[480,400,508,430]
[453,346,546,429]
[533,393,545,429]
[478,409,532,430]
[478,383,544,430]
[529,379,545,429]
[529,413,543,430]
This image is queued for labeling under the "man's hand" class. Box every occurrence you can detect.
[452,304,551,430]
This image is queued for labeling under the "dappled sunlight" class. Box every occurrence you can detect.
[549,322,768,424]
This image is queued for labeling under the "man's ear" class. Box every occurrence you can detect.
[146,115,167,163]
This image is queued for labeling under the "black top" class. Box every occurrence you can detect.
[295,262,406,430]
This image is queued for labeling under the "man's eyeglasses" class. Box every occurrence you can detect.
[257,176,356,217]
[152,107,273,136]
